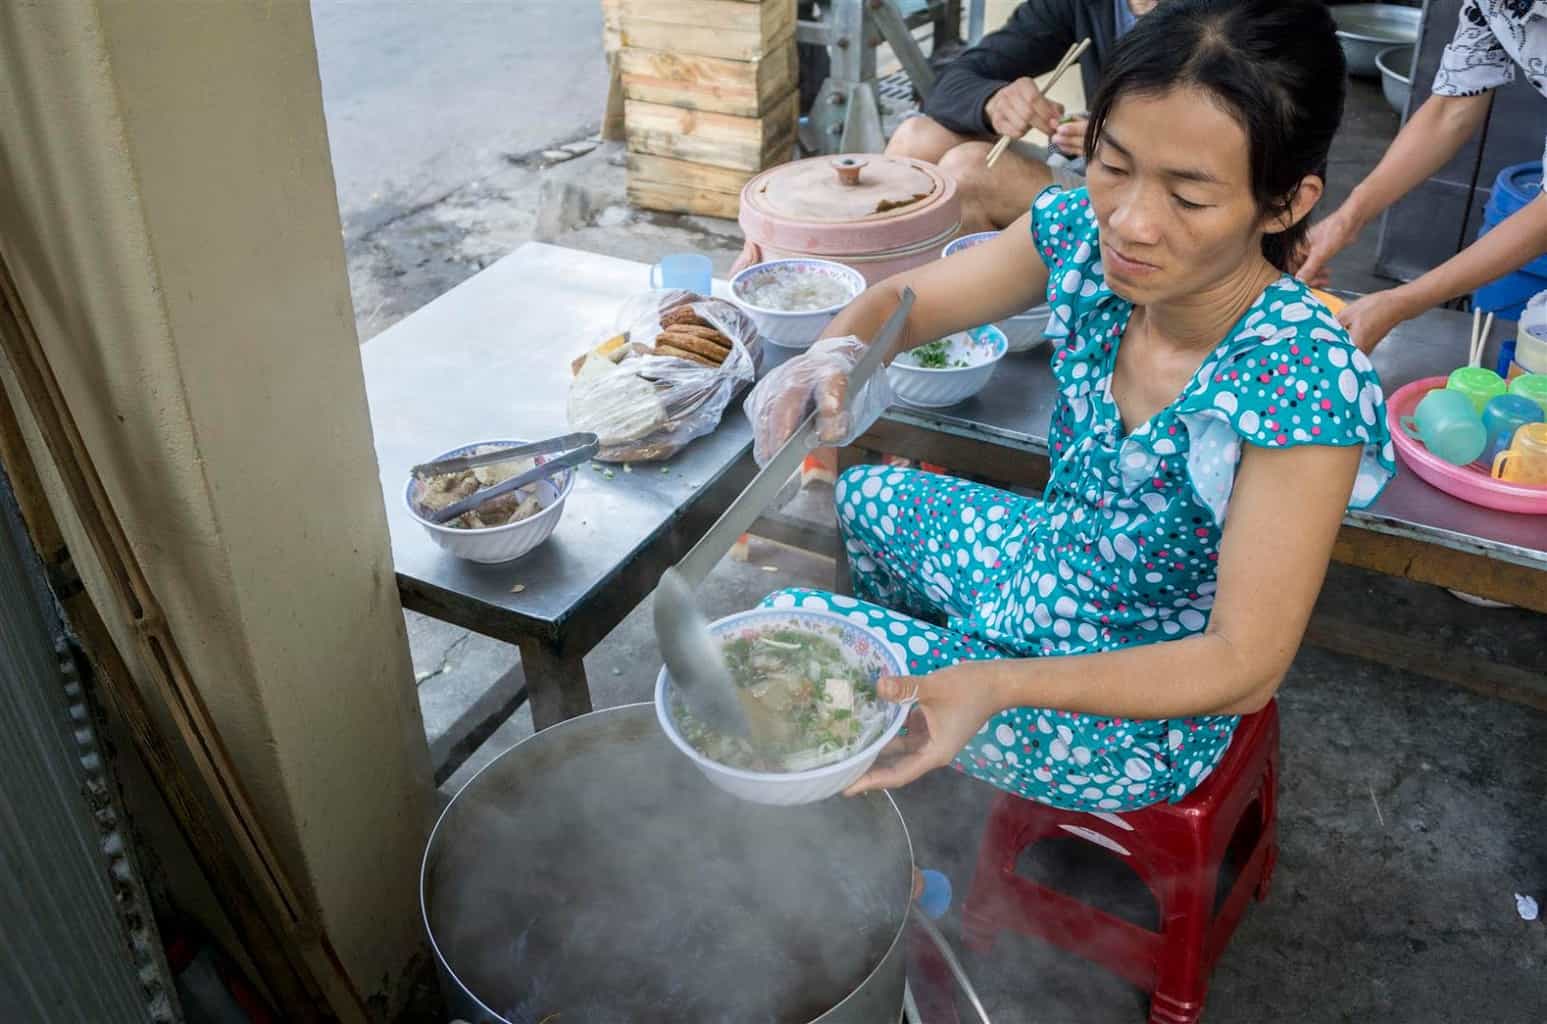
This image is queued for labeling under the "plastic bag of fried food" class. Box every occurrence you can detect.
[566,290,760,462]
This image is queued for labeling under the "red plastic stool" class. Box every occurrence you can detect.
[961,701,1280,1024]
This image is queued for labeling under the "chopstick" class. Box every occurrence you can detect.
[985,38,1091,170]
[1469,307,1494,368]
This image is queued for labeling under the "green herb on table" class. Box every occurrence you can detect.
[911,339,968,369]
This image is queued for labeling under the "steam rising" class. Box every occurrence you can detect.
[424,709,913,1023]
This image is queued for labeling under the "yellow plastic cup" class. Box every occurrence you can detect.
[1491,422,1547,486]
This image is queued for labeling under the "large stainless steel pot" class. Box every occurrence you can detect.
[421,704,915,1023]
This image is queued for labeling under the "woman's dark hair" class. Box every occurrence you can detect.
[1083,0,1345,271]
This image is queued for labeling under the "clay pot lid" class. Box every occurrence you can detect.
[739,154,960,257]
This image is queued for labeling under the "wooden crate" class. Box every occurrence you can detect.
[620,37,796,118]
[602,0,624,54]
[601,0,626,141]
[619,0,796,217]
[626,153,759,218]
[625,89,797,172]
[620,0,796,61]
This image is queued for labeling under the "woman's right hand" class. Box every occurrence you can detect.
[743,219,1052,463]
[743,337,890,466]
[985,77,1064,139]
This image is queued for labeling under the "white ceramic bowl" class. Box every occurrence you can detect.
[1002,306,1053,353]
[654,606,909,806]
[730,258,866,349]
[941,232,1051,351]
[405,440,574,564]
[887,325,1008,409]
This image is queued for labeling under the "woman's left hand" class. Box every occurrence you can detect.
[843,665,1003,796]
[1050,117,1089,159]
[1336,287,1420,354]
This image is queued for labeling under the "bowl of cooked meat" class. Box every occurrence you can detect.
[405,440,575,564]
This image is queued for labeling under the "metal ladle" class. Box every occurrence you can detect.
[652,290,914,736]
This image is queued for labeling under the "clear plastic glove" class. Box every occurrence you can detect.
[743,335,893,467]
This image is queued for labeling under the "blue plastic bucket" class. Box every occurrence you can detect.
[1473,162,1547,320]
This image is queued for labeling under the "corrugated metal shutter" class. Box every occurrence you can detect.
[0,477,171,1023]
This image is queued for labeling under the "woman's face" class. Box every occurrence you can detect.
[1086,86,1270,306]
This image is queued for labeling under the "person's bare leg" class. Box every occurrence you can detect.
[884,115,975,164]
[937,141,1056,233]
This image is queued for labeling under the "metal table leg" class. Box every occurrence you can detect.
[967,0,985,44]
[516,635,594,730]
[803,0,946,155]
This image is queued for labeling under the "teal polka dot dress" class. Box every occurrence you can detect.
[762,186,1395,811]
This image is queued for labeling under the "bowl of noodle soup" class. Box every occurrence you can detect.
[654,606,910,805]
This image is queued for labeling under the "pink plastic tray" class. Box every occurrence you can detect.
[1387,376,1547,515]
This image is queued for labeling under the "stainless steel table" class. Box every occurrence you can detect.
[365,246,1545,739]
[362,244,757,730]
[853,307,1547,613]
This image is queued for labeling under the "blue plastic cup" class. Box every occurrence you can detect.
[649,252,713,295]
[1400,388,1486,465]
[1477,392,1546,468]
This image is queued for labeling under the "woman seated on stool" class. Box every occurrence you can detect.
[744,0,1394,808]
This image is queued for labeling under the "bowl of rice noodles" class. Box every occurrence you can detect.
[730,258,866,350]
[655,605,911,805]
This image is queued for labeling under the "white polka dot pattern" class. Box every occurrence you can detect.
[746,188,1396,814]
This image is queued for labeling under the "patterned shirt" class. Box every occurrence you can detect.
[997,187,1396,659]
[1433,0,1547,186]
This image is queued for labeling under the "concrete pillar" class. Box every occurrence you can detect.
[0,0,434,1013]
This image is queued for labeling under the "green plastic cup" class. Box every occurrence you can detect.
[1401,387,1486,465]
[1446,366,1507,413]
[1509,373,1547,419]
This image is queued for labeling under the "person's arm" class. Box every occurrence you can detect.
[847,441,1362,794]
[1296,0,1513,284]
[1402,191,1547,308]
[746,213,1049,458]
[924,0,1074,136]
[1295,92,1492,283]
[823,212,1049,355]
[1337,191,1547,352]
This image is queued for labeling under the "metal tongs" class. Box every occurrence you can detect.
[412,432,599,525]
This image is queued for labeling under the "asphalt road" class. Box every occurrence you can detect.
[311,0,606,234]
